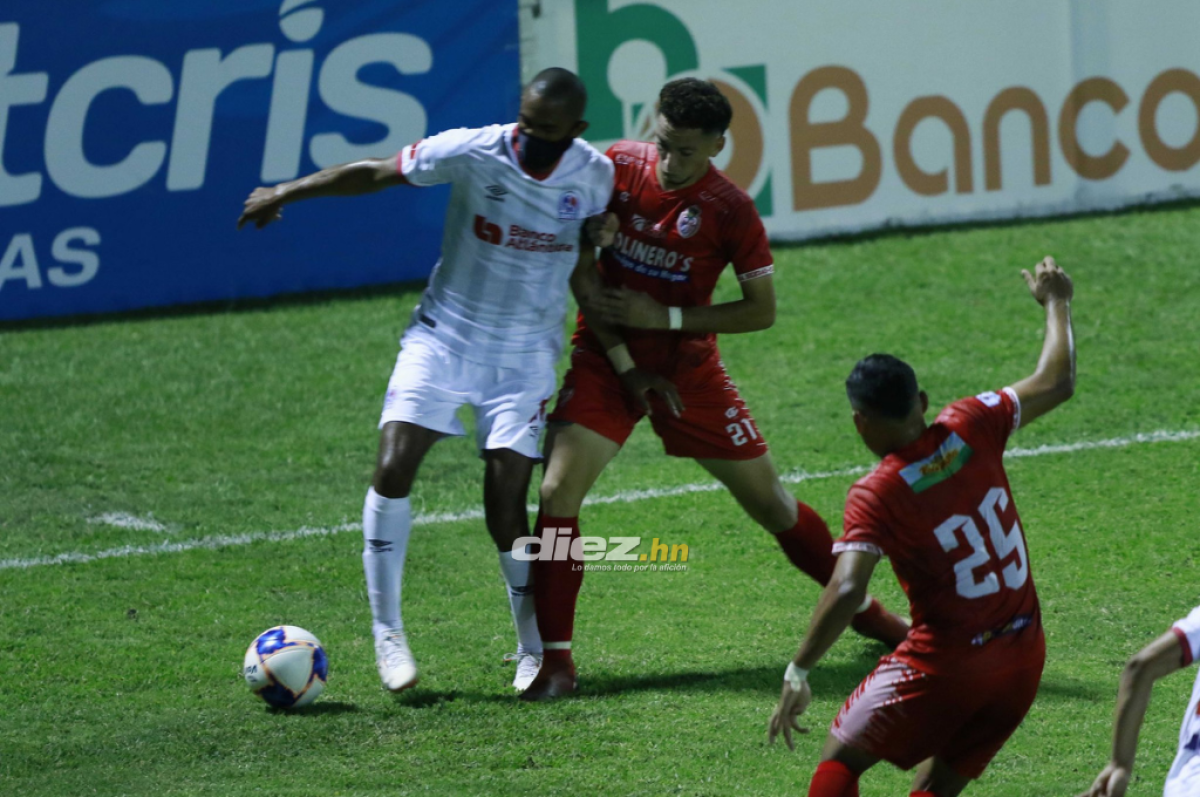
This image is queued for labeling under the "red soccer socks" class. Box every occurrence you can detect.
[531,515,583,661]
[807,759,860,797]
[522,515,582,701]
[773,501,837,585]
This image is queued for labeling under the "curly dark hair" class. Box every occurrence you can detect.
[657,78,732,135]
[846,354,920,420]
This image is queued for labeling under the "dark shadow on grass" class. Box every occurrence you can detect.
[0,278,428,333]
[573,654,888,700]
[1034,676,1109,703]
[389,688,511,708]
[268,700,361,716]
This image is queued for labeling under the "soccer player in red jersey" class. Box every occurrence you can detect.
[520,78,907,702]
[767,257,1076,796]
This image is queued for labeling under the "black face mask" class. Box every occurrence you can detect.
[516,128,573,172]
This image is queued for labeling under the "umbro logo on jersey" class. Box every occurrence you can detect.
[631,214,648,231]
[485,184,508,202]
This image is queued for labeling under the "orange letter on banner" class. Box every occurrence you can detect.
[1059,77,1129,180]
[984,87,1051,190]
[1139,68,1200,172]
[789,66,881,210]
[894,96,973,196]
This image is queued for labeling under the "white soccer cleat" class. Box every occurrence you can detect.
[375,630,419,693]
[505,651,543,693]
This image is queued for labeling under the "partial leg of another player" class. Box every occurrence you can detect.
[481,447,544,691]
[519,421,622,701]
[695,454,909,648]
[909,757,972,797]
[365,420,443,692]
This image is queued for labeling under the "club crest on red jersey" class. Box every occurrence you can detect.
[676,205,701,238]
[558,191,581,221]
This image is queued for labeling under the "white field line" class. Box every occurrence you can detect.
[3,428,1197,573]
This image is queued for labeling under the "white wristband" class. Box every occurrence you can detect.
[784,662,808,690]
[606,343,636,375]
[668,306,683,330]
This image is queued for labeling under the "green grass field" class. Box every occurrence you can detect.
[3,206,1199,796]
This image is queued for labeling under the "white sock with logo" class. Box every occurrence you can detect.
[498,548,542,655]
[362,487,412,642]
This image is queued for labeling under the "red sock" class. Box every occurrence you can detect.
[532,514,582,662]
[807,759,859,797]
[774,501,837,586]
[910,792,937,797]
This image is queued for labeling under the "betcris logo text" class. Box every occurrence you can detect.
[0,0,518,319]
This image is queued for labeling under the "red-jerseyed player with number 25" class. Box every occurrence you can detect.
[520,78,908,701]
[768,258,1076,797]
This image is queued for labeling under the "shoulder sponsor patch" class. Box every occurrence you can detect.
[899,432,973,493]
[975,391,1002,407]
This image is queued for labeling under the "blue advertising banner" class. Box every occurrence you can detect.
[0,0,520,321]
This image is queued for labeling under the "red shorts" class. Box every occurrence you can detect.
[831,651,1044,778]
[549,347,768,460]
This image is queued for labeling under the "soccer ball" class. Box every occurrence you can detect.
[243,625,328,708]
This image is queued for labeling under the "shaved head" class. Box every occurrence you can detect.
[524,67,587,120]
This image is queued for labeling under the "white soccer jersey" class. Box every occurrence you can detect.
[1165,606,1200,797]
[399,124,613,369]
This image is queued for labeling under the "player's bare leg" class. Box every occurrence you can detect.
[696,453,909,648]
[481,447,543,691]
[910,757,971,797]
[520,422,622,701]
[365,421,443,692]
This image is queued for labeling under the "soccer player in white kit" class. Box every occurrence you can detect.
[1080,605,1200,797]
[238,69,614,694]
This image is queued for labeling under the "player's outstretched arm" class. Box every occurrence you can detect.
[1009,256,1075,427]
[237,156,405,230]
[1078,631,1188,797]
[768,550,879,750]
[593,272,776,334]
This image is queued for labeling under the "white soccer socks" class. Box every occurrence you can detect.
[498,548,543,657]
[362,487,412,641]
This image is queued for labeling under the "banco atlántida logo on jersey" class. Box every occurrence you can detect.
[575,1,773,217]
[473,215,574,254]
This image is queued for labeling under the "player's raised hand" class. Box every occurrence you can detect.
[767,679,812,751]
[1021,256,1073,306]
[237,186,285,230]
[595,287,668,329]
[584,212,619,248]
[1077,762,1130,797]
[618,369,684,418]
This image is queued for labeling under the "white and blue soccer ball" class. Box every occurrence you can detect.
[243,625,328,708]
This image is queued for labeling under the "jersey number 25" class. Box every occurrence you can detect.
[933,487,1029,600]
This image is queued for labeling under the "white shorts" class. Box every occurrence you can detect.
[378,324,557,459]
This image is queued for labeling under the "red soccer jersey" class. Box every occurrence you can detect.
[574,140,774,380]
[835,388,1042,674]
